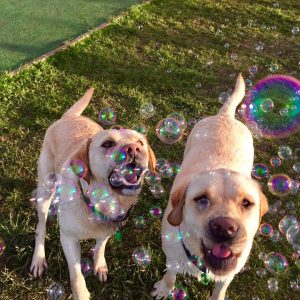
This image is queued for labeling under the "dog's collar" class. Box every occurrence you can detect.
[78,179,134,224]
[178,228,208,274]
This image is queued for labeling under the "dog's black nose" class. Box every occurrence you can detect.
[209,217,239,241]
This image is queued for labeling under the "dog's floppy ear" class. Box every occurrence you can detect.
[146,140,156,172]
[167,179,189,226]
[259,190,269,219]
[65,138,92,183]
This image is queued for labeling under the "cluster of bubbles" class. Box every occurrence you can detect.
[242,75,300,139]
[132,247,151,267]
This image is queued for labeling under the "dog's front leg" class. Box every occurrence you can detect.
[60,233,90,300]
[151,268,177,299]
[93,236,109,282]
[209,275,234,300]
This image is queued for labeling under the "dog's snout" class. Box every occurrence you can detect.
[209,217,239,241]
[123,143,141,158]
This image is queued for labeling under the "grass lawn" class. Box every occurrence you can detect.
[0,0,141,72]
[0,0,300,299]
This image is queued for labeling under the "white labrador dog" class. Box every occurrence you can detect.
[152,74,268,300]
[30,88,156,300]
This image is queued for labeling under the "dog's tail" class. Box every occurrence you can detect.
[62,88,94,118]
[218,74,245,118]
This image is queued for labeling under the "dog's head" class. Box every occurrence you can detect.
[66,128,156,197]
[167,169,268,278]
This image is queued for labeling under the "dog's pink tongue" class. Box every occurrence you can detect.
[125,174,138,183]
[212,244,232,259]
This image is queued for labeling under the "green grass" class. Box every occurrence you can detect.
[0,0,300,299]
[0,0,141,72]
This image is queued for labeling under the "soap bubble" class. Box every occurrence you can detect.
[149,206,163,218]
[293,163,300,173]
[256,268,267,278]
[268,174,292,196]
[133,216,146,229]
[48,203,59,219]
[132,247,151,267]
[195,82,202,89]
[224,43,230,48]
[249,66,258,75]
[55,179,81,203]
[81,257,93,277]
[259,223,273,236]
[290,277,300,291]
[279,108,288,116]
[279,215,298,234]
[150,184,165,198]
[230,53,238,61]
[47,282,65,300]
[270,230,281,242]
[287,223,300,250]
[98,108,116,125]
[269,63,279,73]
[171,287,189,300]
[31,187,52,203]
[292,26,300,35]
[156,118,182,144]
[218,92,231,104]
[255,42,264,52]
[0,238,6,256]
[171,162,181,177]
[43,172,57,193]
[278,146,293,160]
[264,252,288,274]
[267,278,278,292]
[260,99,274,112]
[132,124,147,134]
[139,103,155,119]
[144,170,161,185]
[156,158,170,172]
[270,157,281,167]
[159,165,174,178]
[61,159,87,179]
[252,163,269,179]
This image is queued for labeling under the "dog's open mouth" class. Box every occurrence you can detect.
[108,163,144,195]
[201,240,239,274]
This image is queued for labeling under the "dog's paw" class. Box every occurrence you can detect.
[151,280,172,299]
[30,253,48,277]
[94,259,108,282]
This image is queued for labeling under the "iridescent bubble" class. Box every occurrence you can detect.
[144,170,161,185]
[98,107,116,125]
[187,118,197,129]
[279,108,288,116]
[109,172,123,187]
[245,79,253,89]
[290,180,299,195]
[62,159,87,178]
[108,148,127,165]
[149,206,163,218]
[267,278,278,292]
[260,98,274,112]
[47,282,65,300]
[133,216,146,229]
[48,203,59,219]
[224,42,230,48]
[264,252,288,274]
[268,174,292,196]
[43,172,57,193]
[287,223,300,250]
[293,163,300,173]
[256,268,267,278]
[171,287,189,300]
[88,183,124,221]
[279,215,298,234]
[139,103,155,119]
[156,118,182,144]
[132,247,151,267]
[31,187,52,203]
[55,178,81,203]
[218,92,231,104]
[195,82,202,89]
[269,63,279,73]
[270,157,281,167]
[259,223,273,236]
[278,146,293,160]
[156,158,169,172]
[132,124,147,134]
[159,165,174,178]
[290,277,300,291]
[249,66,258,75]
[252,163,269,179]
[150,184,165,198]
[81,257,93,277]
[243,75,300,138]
[171,162,181,177]
[167,112,187,131]
[292,26,300,35]
[0,238,6,256]
[255,42,264,52]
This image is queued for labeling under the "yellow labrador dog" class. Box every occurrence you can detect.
[152,74,268,300]
[30,88,155,300]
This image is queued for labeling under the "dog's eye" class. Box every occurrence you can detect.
[101,140,116,148]
[195,196,210,210]
[242,199,253,208]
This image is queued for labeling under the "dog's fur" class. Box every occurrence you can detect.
[30,88,156,300]
[152,75,268,300]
